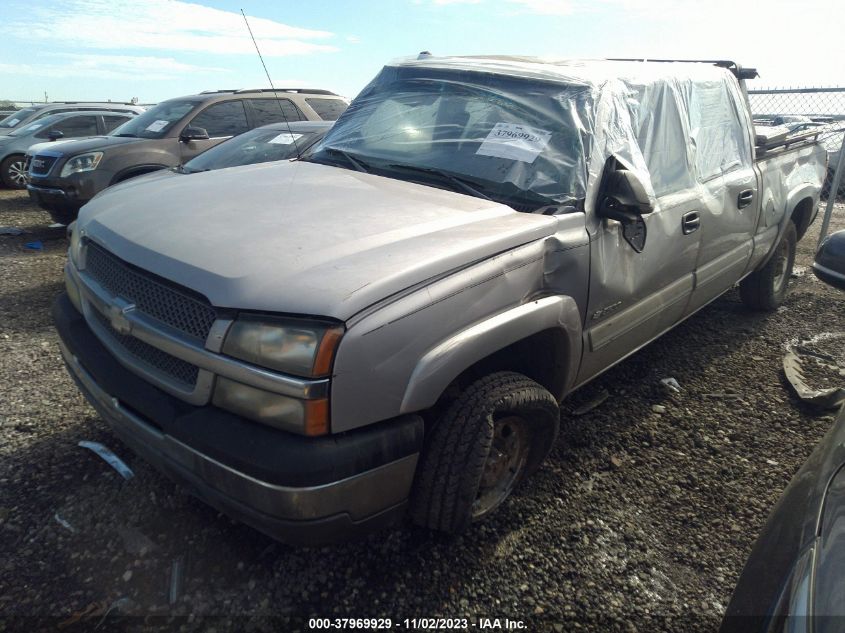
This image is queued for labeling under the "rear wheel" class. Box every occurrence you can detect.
[410,371,560,533]
[740,221,797,311]
[1,155,27,189]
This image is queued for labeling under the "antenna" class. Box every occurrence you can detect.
[240,9,302,158]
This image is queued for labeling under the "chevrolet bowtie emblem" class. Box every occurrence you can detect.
[108,298,136,336]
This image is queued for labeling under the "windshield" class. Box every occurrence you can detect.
[307,66,591,209]
[0,107,39,129]
[109,100,196,139]
[183,126,327,173]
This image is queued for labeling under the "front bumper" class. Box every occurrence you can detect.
[54,294,423,544]
[27,171,110,218]
[27,184,84,218]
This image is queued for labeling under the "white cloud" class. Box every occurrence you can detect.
[2,0,339,57]
[0,54,228,81]
[506,0,574,14]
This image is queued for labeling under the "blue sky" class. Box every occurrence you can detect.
[0,0,841,105]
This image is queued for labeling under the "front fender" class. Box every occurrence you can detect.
[400,295,582,413]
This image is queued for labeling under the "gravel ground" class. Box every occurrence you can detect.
[0,188,843,633]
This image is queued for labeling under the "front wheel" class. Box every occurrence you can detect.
[1,155,27,189]
[740,221,797,311]
[410,371,560,533]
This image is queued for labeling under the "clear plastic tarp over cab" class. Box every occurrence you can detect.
[315,56,754,211]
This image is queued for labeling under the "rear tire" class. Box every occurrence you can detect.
[410,371,560,533]
[740,221,797,311]
[1,155,27,189]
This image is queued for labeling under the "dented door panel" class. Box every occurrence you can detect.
[576,188,701,386]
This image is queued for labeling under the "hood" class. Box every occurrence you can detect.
[30,135,143,157]
[26,138,91,156]
[79,160,557,320]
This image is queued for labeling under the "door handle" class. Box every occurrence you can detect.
[737,189,754,209]
[682,211,700,235]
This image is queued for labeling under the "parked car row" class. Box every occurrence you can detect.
[0,101,145,137]
[0,110,136,188]
[21,88,347,222]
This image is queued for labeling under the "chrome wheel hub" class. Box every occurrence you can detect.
[472,416,529,519]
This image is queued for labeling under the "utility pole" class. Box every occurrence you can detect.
[44,91,48,103]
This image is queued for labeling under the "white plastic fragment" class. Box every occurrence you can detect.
[54,512,77,533]
[78,441,134,480]
[660,377,681,393]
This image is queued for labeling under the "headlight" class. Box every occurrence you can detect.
[60,152,103,177]
[67,221,81,265]
[212,377,329,435]
[64,262,83,313]
[222,317,343,377]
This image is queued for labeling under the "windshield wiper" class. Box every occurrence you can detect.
[386,164,493,201]
[113,133,137,138]
[317,147,370,173]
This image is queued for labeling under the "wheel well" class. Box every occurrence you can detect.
[438,328,569,409]
[2,153,25,164]
[111,165,167,185]
[791,197,815,240]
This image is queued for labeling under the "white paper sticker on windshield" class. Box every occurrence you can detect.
[267,132,303,145]
[145,119,169,132]
[8,118,20,126]
[476,123,552,163]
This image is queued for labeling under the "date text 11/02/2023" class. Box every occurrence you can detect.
[307,617,527,629]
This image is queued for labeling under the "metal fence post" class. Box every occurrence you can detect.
[817,133,845,248]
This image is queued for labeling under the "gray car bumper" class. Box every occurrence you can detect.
[58,334,418,545]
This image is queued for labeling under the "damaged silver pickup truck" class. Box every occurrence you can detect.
[54,56,827,543]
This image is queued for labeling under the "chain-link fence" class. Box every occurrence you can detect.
[748,87,845,199]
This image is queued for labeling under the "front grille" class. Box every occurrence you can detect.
[29,155,57,176]
[91,308,200,389]
[85,242,217,341]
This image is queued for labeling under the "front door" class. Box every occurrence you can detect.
[178,100,250,162]
[576,181,702,386]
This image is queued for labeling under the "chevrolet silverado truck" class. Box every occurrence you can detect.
[54,56,827,544]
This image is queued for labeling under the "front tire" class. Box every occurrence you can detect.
[1,155,27,189]
[740,221,797,311]
[47,207,79,226]
[410,371,560,533]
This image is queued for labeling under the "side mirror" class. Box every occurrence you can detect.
[597,166,653,253]
[813,230,845,291]
[48,129,64,141]
[179,126,209,142]
[599,169,654,218]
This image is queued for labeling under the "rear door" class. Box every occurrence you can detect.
[45,114,100,140]
[684,79,758,313]
[246,98,306,127]
[102,114,132,134]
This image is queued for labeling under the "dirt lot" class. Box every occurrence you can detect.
[0,188,843,633]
